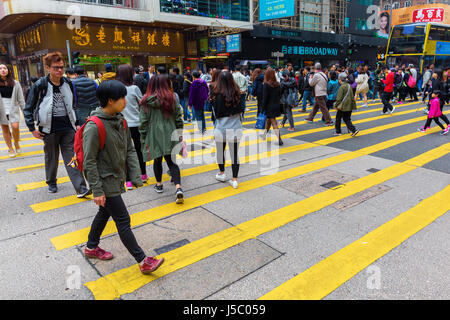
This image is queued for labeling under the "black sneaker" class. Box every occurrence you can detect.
[154,185,164,193]
[48,185,58,193]
[77,188,92,198]
[351,129,360,137]
[176,188,184,204]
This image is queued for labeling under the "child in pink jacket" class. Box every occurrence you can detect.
[418,91,449,135]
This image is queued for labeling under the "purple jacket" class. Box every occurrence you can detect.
[188,79,209,110]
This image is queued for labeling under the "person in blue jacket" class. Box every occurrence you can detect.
[322,71,339,122]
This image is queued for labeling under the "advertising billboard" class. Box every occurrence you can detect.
[391,4,450,27]
[259,0,295,22]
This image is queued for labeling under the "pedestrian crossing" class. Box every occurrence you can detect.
[0,98,448,300]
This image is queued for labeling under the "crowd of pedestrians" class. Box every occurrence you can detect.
[3,51,449,276]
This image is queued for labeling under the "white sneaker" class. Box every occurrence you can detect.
[229,180,238,189]
[390,107,395,114]
[215,173,227,182]
[362,104,368,108]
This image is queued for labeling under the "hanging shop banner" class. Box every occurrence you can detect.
[16,22,185,56]
[226,34,241,53]
[259,0,295,22]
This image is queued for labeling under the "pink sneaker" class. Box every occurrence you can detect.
[141,174,148,183]
[84,247,114,261]
[126,181,133,190]
[140,256,165,274]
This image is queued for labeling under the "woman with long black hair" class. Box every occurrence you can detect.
[210,71,244,189]
[0,64,25,157]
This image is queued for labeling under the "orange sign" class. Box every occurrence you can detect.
[391,4,450,27]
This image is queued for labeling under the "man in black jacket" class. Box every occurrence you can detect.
[72,66,99,125]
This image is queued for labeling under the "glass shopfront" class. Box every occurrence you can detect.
[160,0,250,22]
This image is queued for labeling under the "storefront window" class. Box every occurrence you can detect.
[160,0,250,21]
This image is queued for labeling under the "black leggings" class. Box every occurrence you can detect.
[87,195,146,263]
[216,141,240,179]
[126,127,147,181]
[424,117,447,130]
[153,154,181,185]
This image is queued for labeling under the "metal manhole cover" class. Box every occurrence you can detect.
[320,181,342,189]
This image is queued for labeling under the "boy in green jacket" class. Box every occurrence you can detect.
[83,80,164,274]
[334,73,359,137]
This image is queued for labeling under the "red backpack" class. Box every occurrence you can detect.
[68,116,127,172]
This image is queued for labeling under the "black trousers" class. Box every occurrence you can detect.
[87,195,146,263]
[408,86,418,101]
[424,117,446,130]
[153,154,181,185]
[381,92,393,113]
[335,110,356,134]
[126,127,147,181]
[216,141,240,179]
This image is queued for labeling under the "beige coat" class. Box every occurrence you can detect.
[0,80,25,124]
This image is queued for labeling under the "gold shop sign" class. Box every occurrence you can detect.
[16,22,185,55]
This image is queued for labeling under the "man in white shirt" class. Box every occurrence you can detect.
[233,66,248,115]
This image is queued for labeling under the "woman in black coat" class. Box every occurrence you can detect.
[260,68,283,146]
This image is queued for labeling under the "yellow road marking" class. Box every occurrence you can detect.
[260,183,450,300]
[15,102,404,191]
[84,142,450,300]
[33,109,445,212]
[50,126,442,250]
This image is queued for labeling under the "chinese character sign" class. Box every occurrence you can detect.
[413,7,445,23]
[259,0,295,22]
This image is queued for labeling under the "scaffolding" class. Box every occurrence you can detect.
[252,0,348,34]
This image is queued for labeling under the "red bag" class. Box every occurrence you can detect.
[68,116,127,172]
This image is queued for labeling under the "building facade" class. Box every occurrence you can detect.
[0,0,253,85]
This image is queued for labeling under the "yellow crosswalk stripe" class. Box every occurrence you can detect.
[83,141,450,300]
[19,102,428,191]
[33,109,447,212]
[50,125,443,250]
[259,183,450,300]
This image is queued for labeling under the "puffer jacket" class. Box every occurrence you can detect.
[280,77,298,105]
[83,107,142,198]
[72,75,99,110]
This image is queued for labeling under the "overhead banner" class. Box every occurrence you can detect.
[259,0,295,22]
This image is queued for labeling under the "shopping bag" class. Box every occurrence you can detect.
[255,112,267,129]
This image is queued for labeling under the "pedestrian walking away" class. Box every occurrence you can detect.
[188,70,209,134]
[211,71,245,189]
[381,66,395,115]
[139,74,185,204]
[305,63,333,125]
[279,70,298,131]
[334,73,359,137]
[23,52,91,197]
[0,64,25,158]
[355,65,369,108]
[72,66,99,126]
[252,68,265,114]
[115,64,148,189]
[83,80,164,275]
[181,72,193,123]
[323,71,339,122]
[418,91,450,135]
[261,68,283,146]
[232,66,248,117]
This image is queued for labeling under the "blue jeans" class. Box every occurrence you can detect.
[181,97,192,121]
[193,108,206,133]
[302,90,315,111]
